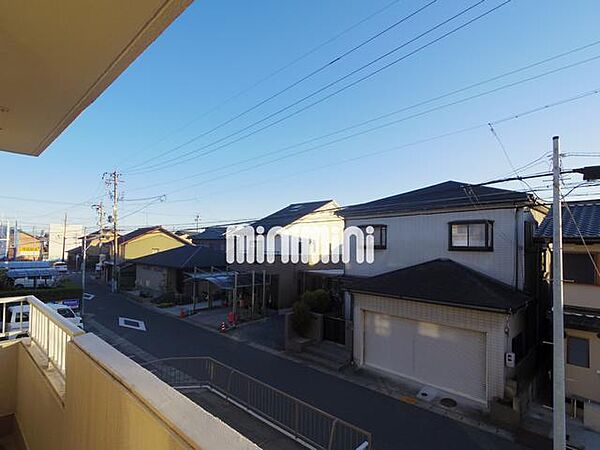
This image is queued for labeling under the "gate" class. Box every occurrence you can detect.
[323,316,346,345]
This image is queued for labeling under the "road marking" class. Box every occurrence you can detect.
[118,317,147,331]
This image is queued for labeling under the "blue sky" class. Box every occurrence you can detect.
[4,0,600,232]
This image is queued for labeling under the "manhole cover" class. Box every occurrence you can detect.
[440,397,457,408]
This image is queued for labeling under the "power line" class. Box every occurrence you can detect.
[123,0,438,172]
[127,42,600,193]
[158,66,600,198]
[118,0,403,168]
[155,86,600,208]
[127,0,508,175]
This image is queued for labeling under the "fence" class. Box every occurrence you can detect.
[1,295,84,376]
[142,357,371,450]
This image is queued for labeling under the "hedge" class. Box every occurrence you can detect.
[0,282,83,302]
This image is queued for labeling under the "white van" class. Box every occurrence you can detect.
[1,303,83,340]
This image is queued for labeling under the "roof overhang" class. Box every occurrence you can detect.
[349,290,523,314]
[0,0,192,156]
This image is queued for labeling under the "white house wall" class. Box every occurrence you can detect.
[345,207,531,289]
[353,293,512,404]
[273,200,345,262]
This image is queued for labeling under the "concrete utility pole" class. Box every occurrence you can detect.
[104,171,120,293]
[195,214,200,233]
[552,136,566,450]
[61,212,67,261]
[81,229,87,318]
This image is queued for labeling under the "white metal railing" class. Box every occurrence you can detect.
[1,295,84,376]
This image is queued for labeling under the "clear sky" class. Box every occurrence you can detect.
[3,0,600,233]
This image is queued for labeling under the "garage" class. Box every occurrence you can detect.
[363,311,487,402]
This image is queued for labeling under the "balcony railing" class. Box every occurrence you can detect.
[142,357,372,450]
[0,295,84,376]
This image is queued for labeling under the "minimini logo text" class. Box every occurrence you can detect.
[226,225,375,264]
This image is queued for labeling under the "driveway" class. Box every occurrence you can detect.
[83,278,525,450]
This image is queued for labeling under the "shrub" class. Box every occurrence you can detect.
[301,289,330,313]
[291,301,311,336]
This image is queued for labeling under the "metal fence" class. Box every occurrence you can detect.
[142,357,371,450]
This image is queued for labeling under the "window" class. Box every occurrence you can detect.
[360,225,387,249]
[567,336,590,368]
[448,221,493,251]
[12,312,29,322]
[563,253,596,285]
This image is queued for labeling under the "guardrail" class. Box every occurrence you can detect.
[0,295,84,376]
[142,357,371,450]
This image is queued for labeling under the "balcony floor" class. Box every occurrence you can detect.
[0,431,25,450]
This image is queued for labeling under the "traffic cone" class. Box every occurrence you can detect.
[180,308,186,318]
[220,321,227,333]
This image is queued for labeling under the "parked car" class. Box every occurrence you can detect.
[53,261,68,274]
[1,303,82,340]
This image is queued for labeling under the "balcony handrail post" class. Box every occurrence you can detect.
[328,418,338,450]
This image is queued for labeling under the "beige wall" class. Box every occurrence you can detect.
[0,342,18,418]
[122,232,186,261]
[564,283,600,310]
[15,343,65,450]
[3,334,260,450]
[565,328,600,403]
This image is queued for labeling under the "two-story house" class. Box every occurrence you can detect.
[231,200,344,310]
[102,226,190,289]
[341,181,547,408]
[536,200,600,431]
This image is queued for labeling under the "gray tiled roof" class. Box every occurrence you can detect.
[129,245,225,269]
[341,181,533,217]
[190,226,227,241]
[535,200,600,241]
[347,259,530,313]
[252,200,332,230]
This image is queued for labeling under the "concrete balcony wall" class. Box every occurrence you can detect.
[0,341,18,417]
[0,323,259,450]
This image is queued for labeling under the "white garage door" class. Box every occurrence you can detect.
[364,312,487,402]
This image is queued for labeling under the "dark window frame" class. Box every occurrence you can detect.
[359,224,387,250]
[563,252,597,285]
[448,220,494,252]
[566,335,590,368]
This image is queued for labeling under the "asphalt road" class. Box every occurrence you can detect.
[83,278,524,450]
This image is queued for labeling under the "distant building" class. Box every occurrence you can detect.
[48,223,84,261]
[130,245,226,297]
[231,200,344,310]
[8,230,44,260]
[190,226,227,252]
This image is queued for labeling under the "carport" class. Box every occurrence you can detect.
[185,270,271,321]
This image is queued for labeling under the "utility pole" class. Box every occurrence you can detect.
[81,228,87,318]
[104,171,121,293]
[195,214,201,233]
[552,136,566,450]
[61,212,68,261]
